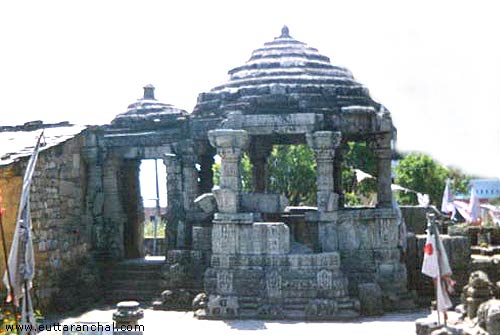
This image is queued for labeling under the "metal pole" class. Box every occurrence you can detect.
[428,213,446,326]
[153,159,161,256]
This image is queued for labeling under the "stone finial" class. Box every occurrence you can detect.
[143,84,156,100]
[280,25,290,38]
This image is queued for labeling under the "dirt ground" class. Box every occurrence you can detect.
[38,307,442,335]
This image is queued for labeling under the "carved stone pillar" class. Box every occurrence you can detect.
[81,138,105,255]
[120,159,144,259]
[372,133,393,208]
[248,139,272,193]
[102,153,126,259]
[181,153,199,212]
[308,131,342,212]
[164,156,184,249]
[199,153,214,194]
[333,143,346,208]
[208,129,249,213]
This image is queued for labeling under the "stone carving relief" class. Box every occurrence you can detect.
[317,269,333,290]
[266,270,282,298]
[217,270,233,294]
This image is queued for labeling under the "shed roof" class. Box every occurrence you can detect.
[0,121,86,166]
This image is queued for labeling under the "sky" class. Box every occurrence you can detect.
[1,0,499,182]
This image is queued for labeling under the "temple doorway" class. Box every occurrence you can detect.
[139,159,167,257]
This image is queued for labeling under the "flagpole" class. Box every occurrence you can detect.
[428,213,448,327]
[19,131,44,335]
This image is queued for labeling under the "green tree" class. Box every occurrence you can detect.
[447,167,472,195]
[267,145,317,206]
[212,153,252,192]
[395,153,448,207]
[341,142,378,205]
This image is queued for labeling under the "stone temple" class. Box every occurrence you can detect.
[0,26,414,318]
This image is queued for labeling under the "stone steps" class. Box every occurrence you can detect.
[103,259,165,305]
[237,296,360,319]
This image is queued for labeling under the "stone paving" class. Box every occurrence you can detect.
[40,308,436,335]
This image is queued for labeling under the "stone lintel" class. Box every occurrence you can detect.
[213,212,255,224]
[337,208,397,220]
[305,211,338,223]
[233,113,323,136]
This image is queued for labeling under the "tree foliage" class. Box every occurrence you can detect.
[341,142,378,206]
[211,144,471,210]
[267,145,317,206]
[394,153,448,206]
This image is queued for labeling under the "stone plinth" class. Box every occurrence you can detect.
[112,301,144,327]
[204,251,359,319]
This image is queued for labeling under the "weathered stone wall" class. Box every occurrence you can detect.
[333,208,414,311]
[0,165,23,290]
[400,206,428,234]
[471,255,500,285]
[0,134,99,311]
[406,234,470,303]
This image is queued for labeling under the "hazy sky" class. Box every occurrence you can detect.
[1,0,499,180]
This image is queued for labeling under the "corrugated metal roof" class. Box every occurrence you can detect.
[0,122,86,166]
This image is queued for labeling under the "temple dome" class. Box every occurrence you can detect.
[193,26,378,118]
[112,85,188,128]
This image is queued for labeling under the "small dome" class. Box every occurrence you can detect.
[112,85,187,127]
[193,26,376,117]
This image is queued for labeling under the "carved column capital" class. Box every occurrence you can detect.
[307,131,342,160]
[370,133,392,153]
[208,129,249,153]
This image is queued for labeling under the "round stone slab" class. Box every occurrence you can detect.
[116,301,140,311]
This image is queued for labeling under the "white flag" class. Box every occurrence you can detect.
[3,132,42,334]
[421,228,453,311]
[468,186,481,223]
[441,179,454,214]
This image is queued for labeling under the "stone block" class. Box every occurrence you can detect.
[358,283,383,316]
[192,226,212,251]
[337,221,359,250]
[252,222,290,255]
[240,193,289,213]
[213,188,239,213]
[213,212,254,224]
[212,224,238,254]
[477,299,500,335]
[207,295,239,318]
[317,191,338,212]
[194,193,217,213]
